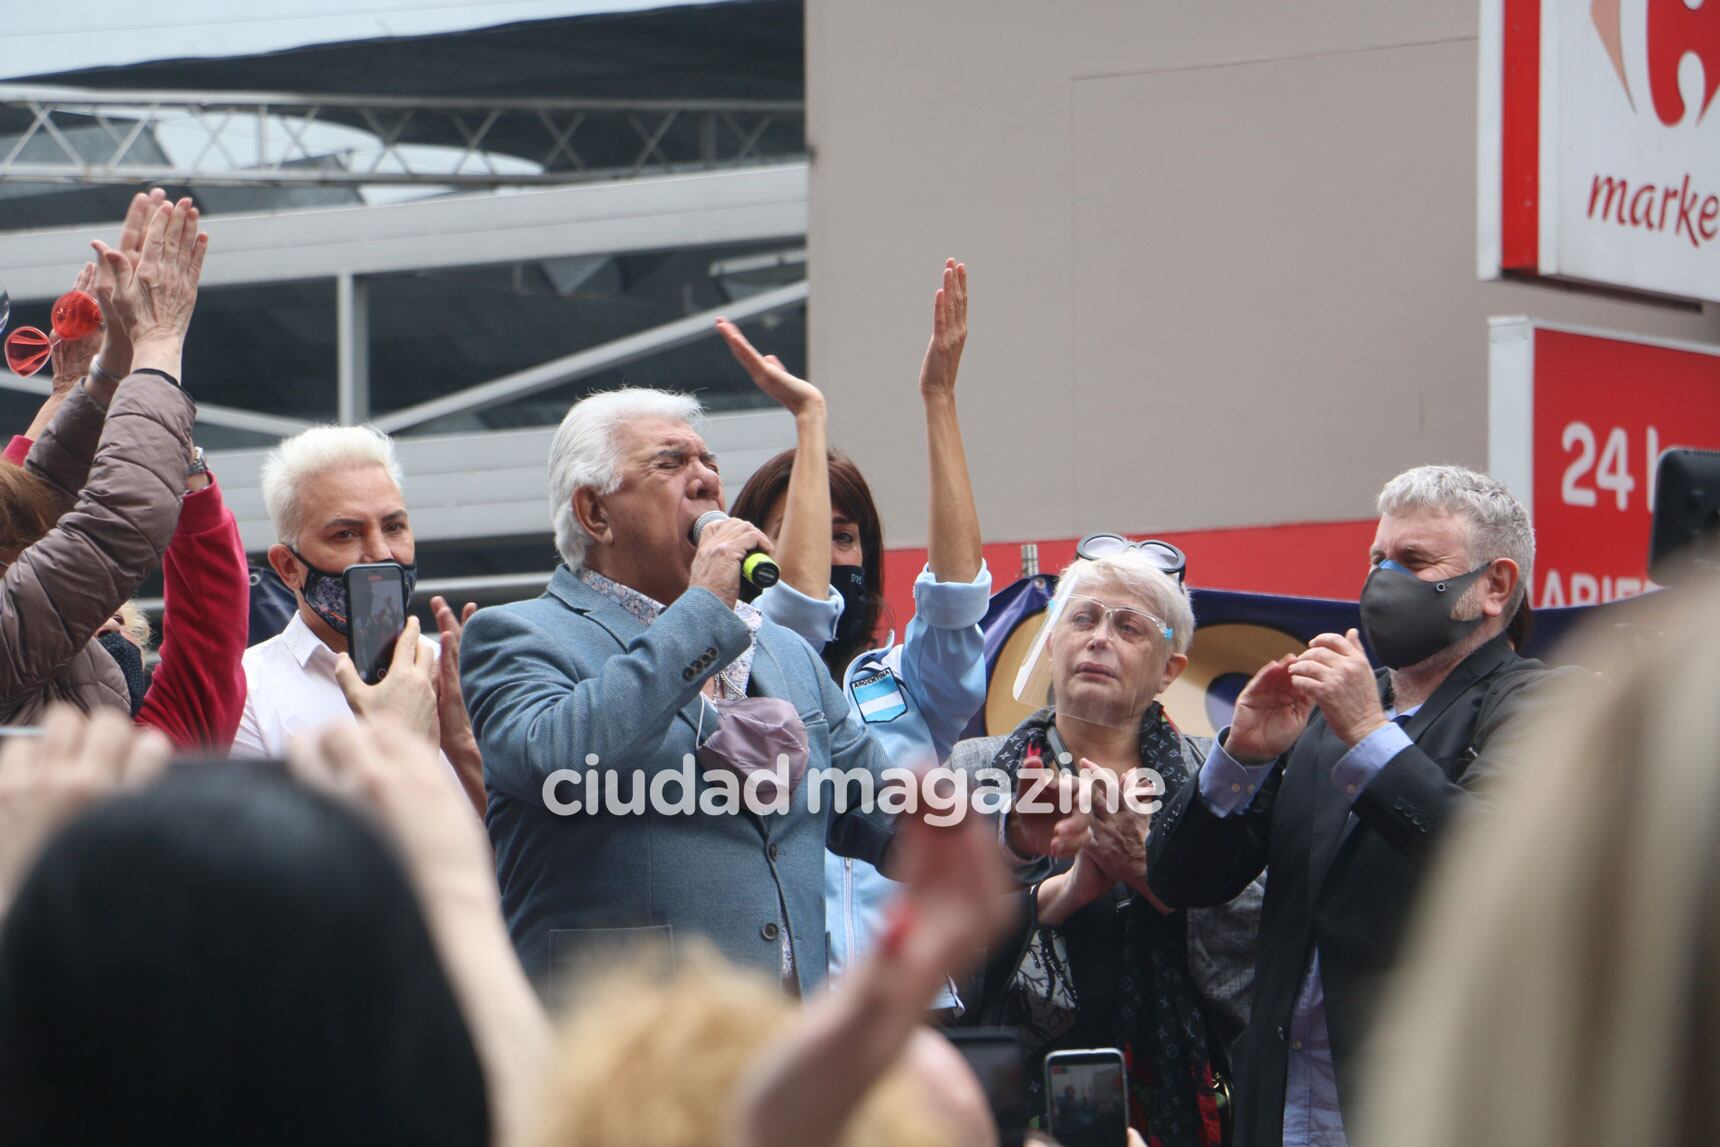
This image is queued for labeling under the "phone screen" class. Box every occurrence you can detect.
[345,563,407,685]
[1045,1048,1128,1147]
[944,1028,1028,1147]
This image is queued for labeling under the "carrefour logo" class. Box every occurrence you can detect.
[1592,0,1720,125]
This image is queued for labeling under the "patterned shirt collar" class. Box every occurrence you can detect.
[577,567,762,698]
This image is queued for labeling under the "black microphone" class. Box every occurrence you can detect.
[689,510,780,588]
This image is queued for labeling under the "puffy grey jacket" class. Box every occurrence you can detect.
[0,375,194,724]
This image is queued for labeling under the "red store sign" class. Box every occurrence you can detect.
[1489,318,1720,607]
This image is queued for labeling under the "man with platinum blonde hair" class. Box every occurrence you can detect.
[1144,463,1573,1147]
[236,425,485,812]
[460,385,1086,997]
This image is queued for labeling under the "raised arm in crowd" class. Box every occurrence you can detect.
[0,194,210,729]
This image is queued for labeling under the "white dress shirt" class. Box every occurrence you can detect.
[233,612,455,781]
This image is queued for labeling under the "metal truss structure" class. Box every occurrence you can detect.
[0,84,805,189]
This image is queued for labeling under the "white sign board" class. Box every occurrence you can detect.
[1480,0,1720,304]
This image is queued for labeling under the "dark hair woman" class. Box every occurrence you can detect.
[716,260,992,1008]
[0,763,490,1146]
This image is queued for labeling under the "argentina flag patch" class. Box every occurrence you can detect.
[850,667,908,724]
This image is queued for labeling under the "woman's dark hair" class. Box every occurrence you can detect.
[0,763,489,1147]
[730,447,888,679]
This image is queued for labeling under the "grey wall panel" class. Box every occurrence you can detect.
[806,0,1719,550]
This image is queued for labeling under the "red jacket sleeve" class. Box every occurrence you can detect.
[136,473,251,751]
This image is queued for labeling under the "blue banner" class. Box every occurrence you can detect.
[969,576,1635,738]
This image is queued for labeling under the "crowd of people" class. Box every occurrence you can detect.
[0,190,1709,1147]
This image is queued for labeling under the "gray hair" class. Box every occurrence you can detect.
[548,387,705,570]
[1377,465,1534,609]
[1058,549,1196,655]
[260,424,404,547]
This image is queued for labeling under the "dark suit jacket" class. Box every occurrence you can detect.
[1147,635,1570,1147]
[460,567,897,1001]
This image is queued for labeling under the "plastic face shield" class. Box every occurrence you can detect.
[1012,569,1175,730]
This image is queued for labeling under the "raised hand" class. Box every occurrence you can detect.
[48,263,102,388]
[91,194,208,377]
[716,317,826,419]
[0,706,172,916]
[918,258,968,400]
[735,797,1015,1147]
[85,188,167,383]
[1225,654,1315,766]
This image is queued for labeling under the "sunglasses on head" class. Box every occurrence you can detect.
[1074,534,1188,584]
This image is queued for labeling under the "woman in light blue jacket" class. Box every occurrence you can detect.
[720,260,989,1008]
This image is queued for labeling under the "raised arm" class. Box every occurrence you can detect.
[135,468,252,751]
[920,260,981,583]
[17,190,164,455]
[716,317,830,599]
[0,199,206,709]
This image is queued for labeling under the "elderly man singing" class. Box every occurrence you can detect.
[463,388,982,998]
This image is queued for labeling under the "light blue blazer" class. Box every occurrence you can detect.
[460,566,898,999]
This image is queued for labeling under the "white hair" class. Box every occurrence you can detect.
[1377,465,1535,610]
[260,424,405,547]
[547,387,705,570]
[1058,549,1197,655]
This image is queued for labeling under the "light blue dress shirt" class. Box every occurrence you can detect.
[1196,707,1417,1147]
[756,563,991,1009]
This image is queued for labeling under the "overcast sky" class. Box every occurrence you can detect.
[3,0,714,80]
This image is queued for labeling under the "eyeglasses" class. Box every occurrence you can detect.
[1061,595,1174,645]
[1075,534,1187,584]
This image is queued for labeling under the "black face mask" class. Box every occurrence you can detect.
[287,548,418,637]
[828,565,872,652]
[98,631,148,717]
[1359,560,1491,670]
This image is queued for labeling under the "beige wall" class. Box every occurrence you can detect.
[805,0,1719,550]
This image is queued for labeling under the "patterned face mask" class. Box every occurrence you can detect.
[287,548,418,637]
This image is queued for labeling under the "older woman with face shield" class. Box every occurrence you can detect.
[951,544,1263,1147]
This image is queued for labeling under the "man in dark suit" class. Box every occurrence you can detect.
[1147,465,1571,1147]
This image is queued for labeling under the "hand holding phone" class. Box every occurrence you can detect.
[1044,1047,1128,1147]
[344,562,408,686]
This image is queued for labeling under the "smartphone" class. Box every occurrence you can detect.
[343,562,407,685]
[1044,1047,1128,1147]
[944,1028,1028,1147]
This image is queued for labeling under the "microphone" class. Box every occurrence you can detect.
[689,510,780,588]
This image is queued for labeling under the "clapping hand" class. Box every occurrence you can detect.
[429,595,486,815]
[1288,629,1389,747]
[1224,654,1315,766]
[90,193,208,378]
[1078,761,1160,896]
[1006,750,1096,859]
[48,263,103,388]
